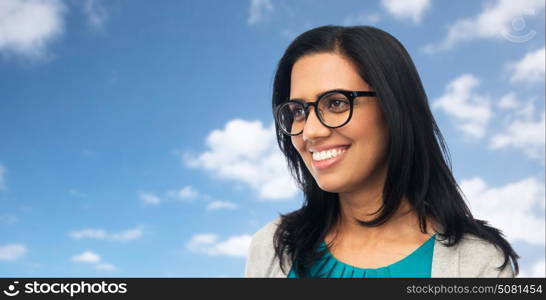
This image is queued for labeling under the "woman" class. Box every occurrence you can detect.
[245,25,519,278]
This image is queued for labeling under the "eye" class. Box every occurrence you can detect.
[288,103,306,120]
[324,97,349,113]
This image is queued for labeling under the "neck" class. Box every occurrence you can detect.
[328,164,426,246]
[334,194,418,243]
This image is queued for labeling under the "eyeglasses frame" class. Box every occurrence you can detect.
[274,89,377,136]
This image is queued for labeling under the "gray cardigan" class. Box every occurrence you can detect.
[245,217,515,277]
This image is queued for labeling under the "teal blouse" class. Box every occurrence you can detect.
[287,234,436,278]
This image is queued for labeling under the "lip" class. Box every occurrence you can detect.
[310,146,350,171]
[307,144,351,153]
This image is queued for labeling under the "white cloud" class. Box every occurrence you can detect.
[139,192,161,205]
[512,98,537,121]
[207,200,238,211]
[0,164,6,190]
[71,250,117,272]
[72,250,100,263]
[184,119,299,200]
[519,259,545,277]
[188,233,217,247]
[70,227,143,241]
[490,93,544,162]
[424,0,545,52]
[166,185,199,201]
[178,186,198,198]
[506,47,546,84]
[381,0,431,23]
[432,74,492,138]
[70,229,106,240]
[461,177,545,245]
[83,0,107,30]
[0,0,65,59]
[497,92,519,110]
[247,0,273,25]
[0,243,26,261]
[187,233,252,257]
[109,228,143,241]
[490,111,545,162]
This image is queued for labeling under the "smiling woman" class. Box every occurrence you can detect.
[244,25,519,278]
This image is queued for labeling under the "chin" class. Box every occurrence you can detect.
[315,177,349,193]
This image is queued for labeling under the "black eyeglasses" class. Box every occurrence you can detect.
[274,89,377,136]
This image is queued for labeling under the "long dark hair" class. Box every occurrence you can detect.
[271,25,519,277]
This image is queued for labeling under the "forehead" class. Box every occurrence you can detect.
[290,52,370,99]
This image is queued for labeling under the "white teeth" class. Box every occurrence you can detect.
[312,148,347,161]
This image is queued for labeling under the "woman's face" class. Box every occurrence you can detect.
[290,52,389,193]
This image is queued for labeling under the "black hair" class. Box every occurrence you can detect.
[271,25,519,277]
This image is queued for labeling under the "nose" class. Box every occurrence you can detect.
[302,106,331,142]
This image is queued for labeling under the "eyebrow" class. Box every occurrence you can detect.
[288,88,351,102]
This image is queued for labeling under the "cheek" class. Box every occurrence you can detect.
[291,136,304,155]
[345,113,389,157]
[361,105,388,140]
[373,114,390,151]
[291,136,312,169]
[367,122,389,164]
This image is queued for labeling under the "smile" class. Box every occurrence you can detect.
[311,146,350,170]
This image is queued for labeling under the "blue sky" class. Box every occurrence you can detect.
[0,0,544,277]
